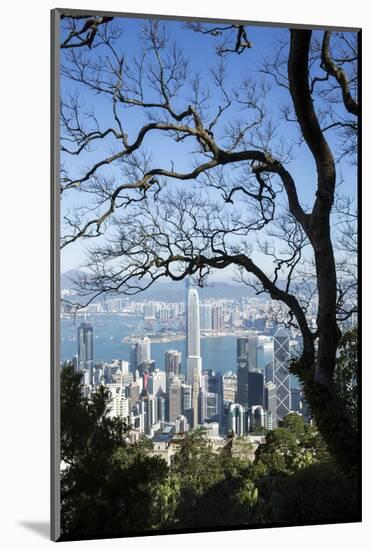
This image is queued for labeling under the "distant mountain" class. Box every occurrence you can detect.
[60,270,256,301]
[61,269,84,290]
[137,280,256,301]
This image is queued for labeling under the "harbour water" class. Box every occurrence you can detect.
[61,314,300,388]
[61,315,239,375]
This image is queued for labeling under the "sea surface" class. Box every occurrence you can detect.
[61,314,300,388]
[61,315,239,375]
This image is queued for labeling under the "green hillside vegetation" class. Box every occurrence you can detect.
[59,329,359,540]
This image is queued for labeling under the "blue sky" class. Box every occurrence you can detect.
[60,16,357,281]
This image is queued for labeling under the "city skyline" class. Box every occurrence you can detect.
[64,278,311,442]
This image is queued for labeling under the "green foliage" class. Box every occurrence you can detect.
[279,412,306,436]
[61,365,126,468]
[254,414,329,475]
[251,411,359,524]
[172,428,223,492]
[257,463,359,524]
[169,429,259,528]
[334,327,358,431]
[170,428,226,525]
[60,366,358,538]
[291,328,359,472]
[60,366,170,539]
[255,428,300,474]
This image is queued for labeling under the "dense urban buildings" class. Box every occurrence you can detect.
[61,283,325,445]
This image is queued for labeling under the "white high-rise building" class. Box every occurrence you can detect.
[137,337,151,365]
[187,288,201,358]
[147,369,166,396]
[186,287,202,385]
[186,286,202,427]
[107,388,130,422]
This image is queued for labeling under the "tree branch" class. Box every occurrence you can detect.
[321,31,358,116]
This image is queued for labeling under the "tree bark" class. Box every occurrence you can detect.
[288,29,341,389]
[288,31,357,471]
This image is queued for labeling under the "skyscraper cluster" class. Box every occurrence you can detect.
[233,329,292,433]
[67,285,306,445]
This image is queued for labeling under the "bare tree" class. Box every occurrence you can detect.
[59,20,359,469]
[263,29,358,162]
[60,14,114,49]
[185,22,252,55]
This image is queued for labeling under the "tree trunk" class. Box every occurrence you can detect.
[288,30,357,471]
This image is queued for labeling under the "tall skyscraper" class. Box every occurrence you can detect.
[273,327,291,422]
[223,371,237,403]
[201,370,223,423]
[130,337,151,375]
[181,383,192,425]
[187,288,201,360]
[228,403,245,436]
[200,391,219,423]
[200,304,213,331]
[185,277,190,358]
[72,354,78,371]
[78,322,93,374]
[250,405,265,429]
[247,337,259,371]
[157,394,166,425]
[130,343,138,373]
[264,382,277,429]
[237,337,249,407]
[146,369,166,396]
[137,337,151,365]
[191,370,201,427]
[265,360,274,384]
[168,376,182,422]
[237,337,249,369]
[248,370,264,408]
[146,395,158,430]
[186,287,202,427]
[200,371,219,424]
[237,367,249,408]
[126,381,140,406]
[211,305,224,332]
[165,350,181,381]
